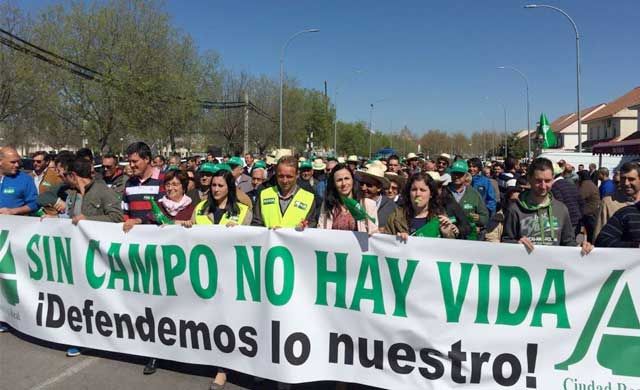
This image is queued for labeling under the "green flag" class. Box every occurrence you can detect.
[341,197,376,223]
[538,113,557,148]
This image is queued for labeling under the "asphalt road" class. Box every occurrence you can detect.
[0,328,254,390]
[0,329,376,390]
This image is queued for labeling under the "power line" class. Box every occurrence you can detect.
[0,27,275,120]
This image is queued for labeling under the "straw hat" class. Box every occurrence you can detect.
[438,153,451,163]
[365,159,388,171]
[356,162,390,189]
[347,155,359,163]
[337,156,346,164]
[426,171,442,183]
[312,158,327,171]
[406,152,418,161]
[273,148,293,161]
[385,172,406,188]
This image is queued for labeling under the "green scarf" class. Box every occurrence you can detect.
[518,190,555,244]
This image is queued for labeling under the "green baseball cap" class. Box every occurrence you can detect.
[198,162,217,174]
[212,163,232,174]
[300,161,313,170]
[227,156,244,167]
[253,160,267,169]
[166,165,181,172]
[449,160,469,174]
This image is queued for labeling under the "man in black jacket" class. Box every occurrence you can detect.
[551,162,584,236]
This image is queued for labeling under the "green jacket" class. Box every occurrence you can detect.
[447,185,489,228]
[66,180,123,223]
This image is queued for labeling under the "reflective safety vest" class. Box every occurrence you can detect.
[193,200,249,225]
[259,186,314,228]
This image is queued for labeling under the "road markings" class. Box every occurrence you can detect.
[30,357,98,390]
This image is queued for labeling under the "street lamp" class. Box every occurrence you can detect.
[497,66,531,159]
[484,97,508,158]
[279,28,320,149]
[525,4,582,152]
[498,104,508,158]
[369,98,385,159]
[333,69,362,155]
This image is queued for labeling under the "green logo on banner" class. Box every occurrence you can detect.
[0,230,19,306]
[556,271,640,377]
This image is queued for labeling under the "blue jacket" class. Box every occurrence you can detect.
[0,171,38,212]
[471,174,497,214]
[599,179,616,199]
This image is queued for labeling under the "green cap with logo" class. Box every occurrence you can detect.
[199,162,217,174]
[300,161,313,170]
[227,156,244,167]
[212,163,232,174]
[253,160,267,170]
[449,160,469,174]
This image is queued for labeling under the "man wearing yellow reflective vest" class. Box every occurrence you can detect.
[252,155,317,228]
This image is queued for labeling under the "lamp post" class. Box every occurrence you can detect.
[369,98,385,159]
[525,4,581,152]
[503,104,508,158]
[279,28,320,149]
[484,97,508,158]
[497,66,531,159]
[333,69,362,155]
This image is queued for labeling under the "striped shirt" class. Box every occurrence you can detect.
[595,203,640,248]
[122,168,165,224]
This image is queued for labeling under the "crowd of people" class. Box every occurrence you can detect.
[1,141,640,389]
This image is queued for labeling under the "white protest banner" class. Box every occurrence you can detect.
[0,215,639,389]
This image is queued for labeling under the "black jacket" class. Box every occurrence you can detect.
[551,178,583,229]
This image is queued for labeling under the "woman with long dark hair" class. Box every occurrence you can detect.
[386,172,459,241]
[318,163,378,233]
[191,166,252,227]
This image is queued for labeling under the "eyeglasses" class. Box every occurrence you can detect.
[360,182,378,188]
[33,159,45,164]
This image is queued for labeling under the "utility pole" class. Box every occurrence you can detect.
[243,92,249,154]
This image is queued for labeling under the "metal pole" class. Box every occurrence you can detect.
[504,106,508,158]
[333,89,338,154]
[279,57,284,149]
[576,32,582,152]
[369,104,374,159]
[497,66,531,159]
[243,92,249,154]
[333,69,361,155]
[278,29,320,149]
[525,4,581,152]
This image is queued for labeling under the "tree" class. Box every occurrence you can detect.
[29,0,204,153]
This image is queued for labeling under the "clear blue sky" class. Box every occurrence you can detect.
[20,0,640,136]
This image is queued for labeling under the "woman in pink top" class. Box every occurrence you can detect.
[318,163,378,234]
